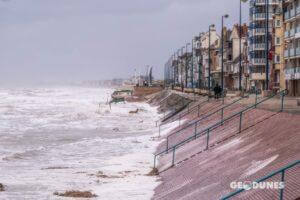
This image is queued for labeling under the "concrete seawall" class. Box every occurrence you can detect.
[150,90,300,200]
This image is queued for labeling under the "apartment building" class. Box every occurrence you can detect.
[249,0,281,91]
[283,0,300,96]
[200,28,220,88]
[274,9,285,92]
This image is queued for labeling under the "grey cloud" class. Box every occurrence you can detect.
[0,0,249,84]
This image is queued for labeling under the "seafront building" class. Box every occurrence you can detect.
[201,27,220,89]
[248,0,281,91]
[283,0,300,96]
[164,0,300,97]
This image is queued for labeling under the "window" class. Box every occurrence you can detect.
[275,55,280,64]
[276,19,281,28]
[275,37,281,45]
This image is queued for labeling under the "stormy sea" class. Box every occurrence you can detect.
[0,86,164,200]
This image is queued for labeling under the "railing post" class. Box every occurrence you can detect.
[281,92,285,112]
[279,170,285,200]
[179,114,181,126]
[206,129,210,150]
[172,147,176,167]
[222,91,225,105]
[198,104,200,117]
[194,122,197,139]
[188,104,190,113]
[154,155,157,169]
[166,137,169,153]
[221,108,224,125]
[159,125,161,137]
[255,90,258,108]
[239,112,243,133]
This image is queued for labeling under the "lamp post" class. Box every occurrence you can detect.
[221,14,229,97]
[265,0,269,90]
[208,24,215,97]
[181,46,185,92]
[191,39,195,91]
[240,0,248,91]
[185,43,191,88]
[198,32,204,90]
[177,49,180,86]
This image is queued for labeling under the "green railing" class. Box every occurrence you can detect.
[154,90,287,169]
[155,97,188,127]
[165,96,247,152]
[221,160,300,200]
[165,96,210,123]
[157,96,209,135]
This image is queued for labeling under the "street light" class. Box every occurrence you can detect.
[186,43,191,88]
[176,49,180,87]
[191,38,195,91]
[208,24,215,97]
[181,46,185,92]
[265,0,270,90]
[221,14,229,100]
[239,0,248,91]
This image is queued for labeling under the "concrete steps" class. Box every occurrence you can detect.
[153,111,300,200]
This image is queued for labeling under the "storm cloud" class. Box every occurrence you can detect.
[0,0,248,84]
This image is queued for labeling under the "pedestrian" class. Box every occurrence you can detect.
[214,84,220,99]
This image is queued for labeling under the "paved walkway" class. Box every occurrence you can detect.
[239,94,300,114]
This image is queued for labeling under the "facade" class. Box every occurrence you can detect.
[249,0,281,91]
[231,24,249,90]
[200,28,220,88]
[283,0,300,96]
[274,9,285,92]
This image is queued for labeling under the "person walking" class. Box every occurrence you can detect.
[214,84,222,99]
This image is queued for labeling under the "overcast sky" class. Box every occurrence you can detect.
[0,0,248,84]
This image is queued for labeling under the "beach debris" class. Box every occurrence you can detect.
[41,166,70,170]
[147,168,159,176]
[53,190,97,198]
[112,128,119,132]
[88,171,124,179]
[131,138,142,144]
[0,183,5,192]
[129,109,139,114]
[139,120,144,123]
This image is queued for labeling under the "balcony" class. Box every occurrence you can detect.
[251,73,266,80]
[285,48,300,58]
[290,29,296,37]
[285,31,290,38]
[253,43,270,50]
[290,48,296,57]
[251,0,279,5]
[285,67,300,80]
[297,6,300,15]
[253,13,273,21]
[284,50,289,58]
[285,12,290,20]
[296,47,300,55]
[251,58,266,65]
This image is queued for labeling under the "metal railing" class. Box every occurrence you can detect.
[164,96,248,153]
[154,90,287,169]
[155,97,188,127]
[221,160,300,200]
[157,97,210,134]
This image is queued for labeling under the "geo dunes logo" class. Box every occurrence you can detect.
[230,181,285,191]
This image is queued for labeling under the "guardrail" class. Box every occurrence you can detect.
[221,160,300,200]
[163,96,210,123]
[155,97,187,127]
[153,90,287,169]
[157,96,210,135]
[164,96,248,153]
